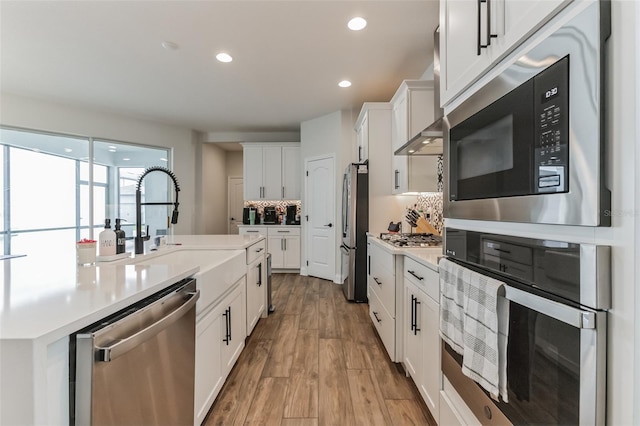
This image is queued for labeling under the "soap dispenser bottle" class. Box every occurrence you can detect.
[99,219,117,256]
[114,218,126,254]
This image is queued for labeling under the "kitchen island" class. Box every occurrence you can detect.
[0,234,264,425]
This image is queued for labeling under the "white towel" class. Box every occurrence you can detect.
[461,267,509,402]
[438,258,465,354]
[438,258,509,402]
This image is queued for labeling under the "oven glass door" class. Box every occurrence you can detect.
[444,284,604,425]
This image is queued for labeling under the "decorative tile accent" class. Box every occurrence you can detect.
[415,192,444,234]
[244,200,301,216]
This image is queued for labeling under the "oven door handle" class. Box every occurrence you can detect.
[505,285,596,329]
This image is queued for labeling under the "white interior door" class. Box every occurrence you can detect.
[305,156,335,281]
[227,177,243,234]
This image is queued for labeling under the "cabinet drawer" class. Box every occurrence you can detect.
[246,240,266,264]
[267,227,301,236]
[369,262,395,316]
[239,227,267,236]
[368,241,395,275]
[404,257,439,302]
[369,288,395,361]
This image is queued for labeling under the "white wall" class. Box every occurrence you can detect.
[0,93,198,235]
[225,150,243,178]
[199,143,228,234]
[300,109,356,281]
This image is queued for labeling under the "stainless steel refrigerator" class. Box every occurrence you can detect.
[340,162,368,302]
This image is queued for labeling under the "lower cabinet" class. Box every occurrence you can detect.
[403,257,441,422]
[267,227,301,269]
[239,226,301,270]
[194,279,246,425]
[246,255,266,336]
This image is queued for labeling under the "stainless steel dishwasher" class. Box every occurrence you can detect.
[70,278,199,426]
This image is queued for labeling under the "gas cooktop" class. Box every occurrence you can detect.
[379,233,443,248]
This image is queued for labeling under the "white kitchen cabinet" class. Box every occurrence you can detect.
[268,227,301,269]
[367,237,404,362]
[355,111,369,162]
[390,80,440,194]
[282,146,301,199]
[194,301,224,425]
[403,256,441,421]
[440,0,571,106]
[220,281,246,375]
[246,254,266,335]
[194,278,246,426]
[242,143,301,201]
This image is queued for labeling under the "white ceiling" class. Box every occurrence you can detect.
[1,1,439,134]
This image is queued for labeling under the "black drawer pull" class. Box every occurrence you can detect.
[408,270,424,281]
[372,311,382,323]
[373,277,382,285]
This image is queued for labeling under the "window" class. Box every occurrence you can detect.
[0,127,171,256]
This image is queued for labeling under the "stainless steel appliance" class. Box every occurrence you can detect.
[379,232,442,248]
[395,26,444,156]
[340,162,368,302]
[444,1,611,226]
[70,278,199,426]
[263,206,278,224]
[442,228,609,425]
[266,252,274,313]
[285,204,299,225]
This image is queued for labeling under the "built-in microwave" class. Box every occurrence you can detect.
[444,1,611,227]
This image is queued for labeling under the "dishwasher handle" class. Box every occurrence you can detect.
[96,289,200,362]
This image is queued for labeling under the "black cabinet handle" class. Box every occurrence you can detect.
[373,277,382,286]
[410,295,416,332]
[394,170,400,189]
[222,307,231,345]
[324,223,333,228]
[414,298,421,335]
[477,0,497,55]
[368,255,371,275]
[373,311,382,323]
[258,263,262,287]
[408,270,424,281]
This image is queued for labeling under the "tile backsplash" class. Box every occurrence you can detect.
[413,192,444,234]
[244,200,301,215]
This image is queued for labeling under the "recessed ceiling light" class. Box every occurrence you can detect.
[338,80,352,88]
[64,148,73,153]
[348,17,367,31]
[161,41,179,50]
[108,145,117,149]
[409,149,415,153]
[122,158,130,161]
[160,157,168,162]
[108,149,116,152]
[216,52,233,63]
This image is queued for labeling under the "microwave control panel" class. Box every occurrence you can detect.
[534,57,569,193]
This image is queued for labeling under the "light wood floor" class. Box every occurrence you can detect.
[203,273,437,426]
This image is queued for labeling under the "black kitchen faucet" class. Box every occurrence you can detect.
[135,166,180,254]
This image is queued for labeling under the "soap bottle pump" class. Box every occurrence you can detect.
[114,218,126,254]
[99,219,117,256]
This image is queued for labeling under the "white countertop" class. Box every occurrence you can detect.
[368,235,442,272]
[0,234,263,342]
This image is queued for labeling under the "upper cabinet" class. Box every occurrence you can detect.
[242,143,301,201]
[391,81,440,194]
[440,0,572,106]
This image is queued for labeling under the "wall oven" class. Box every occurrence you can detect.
[442,228,609,425]
[444,1,611,226]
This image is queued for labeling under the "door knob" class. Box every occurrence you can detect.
[325,223,333,228]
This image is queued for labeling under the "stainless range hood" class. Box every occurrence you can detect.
[395,26,443,156]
